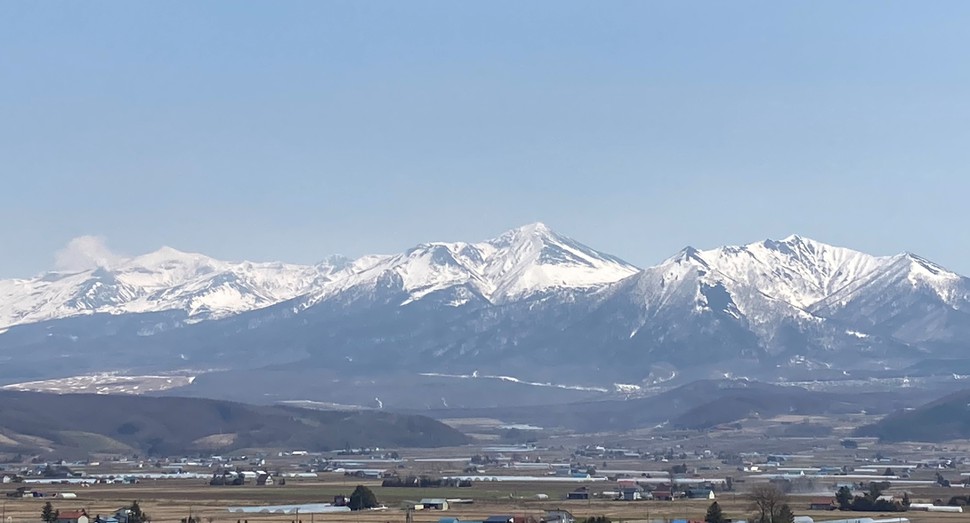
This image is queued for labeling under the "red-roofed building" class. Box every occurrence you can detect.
[56,510,90,523]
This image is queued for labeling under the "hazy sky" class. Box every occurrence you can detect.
[3,2,970,277]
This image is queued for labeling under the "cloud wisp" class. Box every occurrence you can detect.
[54,235,127,272]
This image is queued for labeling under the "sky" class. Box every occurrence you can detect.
[2,1,970,277]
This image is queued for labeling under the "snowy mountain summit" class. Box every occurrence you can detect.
[0,246,347,329]
[2,227,969,394]
[303,222,639,308]
[0,223,637,329]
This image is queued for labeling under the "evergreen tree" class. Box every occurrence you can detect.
[705,501,726,523]
[348,485,379,510]
[836,486,853,509]
[776,504,795,523]
[868,482,884,501]
[129,500,149,523]
[42,502,58,523]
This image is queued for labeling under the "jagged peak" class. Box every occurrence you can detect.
[897,252,956,278]
[665,246,708,267]
[491,222,558,245]
[780,233,809,243]
[762,234,829,251]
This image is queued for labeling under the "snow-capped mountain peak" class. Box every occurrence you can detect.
[6,229,970,395]
[481,223,639,302]
[305,223,640,308]
[666,246,707,266]
[697,235,888,308]
[0,246,343,328]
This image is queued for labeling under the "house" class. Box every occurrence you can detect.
[651,490,673,501]
[419,498,449,510]
[55,510,90,523]
[542,509,575,523]
[619,486,643,501]
[687,489,715,500]
[566,486,589,500]
[808,498,836,510]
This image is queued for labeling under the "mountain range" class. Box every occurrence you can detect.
[2,223,969,408]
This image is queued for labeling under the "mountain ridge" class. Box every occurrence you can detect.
[0,222,639,329]
[2,226,969,406]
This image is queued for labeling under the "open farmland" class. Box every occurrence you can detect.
[1,478,968,523]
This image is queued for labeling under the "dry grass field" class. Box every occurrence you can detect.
[1,479,965,523]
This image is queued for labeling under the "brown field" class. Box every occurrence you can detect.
[1,479,965,523]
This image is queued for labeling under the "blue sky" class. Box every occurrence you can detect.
[2,2,970,276]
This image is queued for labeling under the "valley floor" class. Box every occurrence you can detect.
[0,479,961,523]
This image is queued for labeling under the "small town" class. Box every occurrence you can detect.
[3,434,970,523]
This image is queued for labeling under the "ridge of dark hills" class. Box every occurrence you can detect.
[0,391,469,458]
[414,380,925,433]
[857,387,970,442]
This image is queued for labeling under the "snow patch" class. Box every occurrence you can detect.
[420,372,609,393]
[2,372,197,394]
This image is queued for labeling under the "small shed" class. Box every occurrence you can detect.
[619,487,643,501]
[420,498,449,510]
[687,488,715,500]
[808,498,836,510]
[256,473,274,486]
[543,509,575,523]
[566,487,589,500]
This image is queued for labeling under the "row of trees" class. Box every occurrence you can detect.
[702,485,797,523]
[835,484,907,512]
[42,501,148,523]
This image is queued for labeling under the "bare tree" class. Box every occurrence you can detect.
[748,484,789,523]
